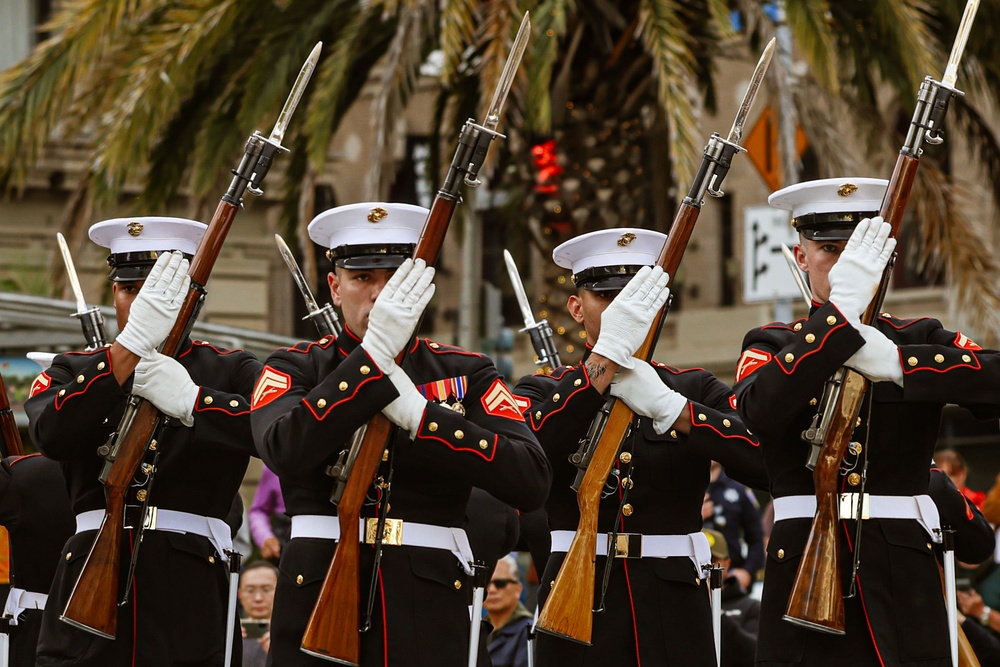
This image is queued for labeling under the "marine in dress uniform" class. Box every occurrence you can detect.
[0,454,74,667]
[514,229,767,667]
[250,202,551,667]
[25,217,262,666]
[733,178,1000,667]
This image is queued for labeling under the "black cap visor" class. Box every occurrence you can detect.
[107,251,194,282]
[327,243,415,270]
[793,211,878,241]
[573,265,645,292]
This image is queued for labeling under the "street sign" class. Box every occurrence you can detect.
[742,205,803,303]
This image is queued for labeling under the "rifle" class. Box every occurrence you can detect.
[535,39,776,645]
[299,13,530,664]
[275,233,342,337]
[503,249,561,371]
[784,0,981,634]
[57,232,109,350]
[59,43,321,639]
[0,371,25,458]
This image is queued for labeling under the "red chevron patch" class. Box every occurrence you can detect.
[251,367,292,410]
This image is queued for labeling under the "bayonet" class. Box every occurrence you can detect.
[245,42,322,196]
[275,234,341,337]
[942,0,979,89]
[270,42,322,146]
[728,38,776,144]
[686,38,776,201]
[57,232,108,349]
[482,13,531,133]
[503,250,561,369]
[450,12,530,189]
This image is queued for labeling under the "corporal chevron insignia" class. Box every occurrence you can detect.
[481,378,525,421]
[252,367,292,410]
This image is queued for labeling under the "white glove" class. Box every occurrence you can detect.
[827,217,896,326]
[844,324,904,386]
[116,251,191,358]
[382,364,427,440]
[362,259,436,370]
[590,266,670,369]
[381,364,428,438]
[133,352,200,426]
[608,361,689,434]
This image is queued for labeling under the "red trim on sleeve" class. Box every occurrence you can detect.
[688,403,758,446]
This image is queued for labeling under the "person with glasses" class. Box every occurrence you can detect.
[515,228,767,666]
[484,555,532,667]
[238,560,278,667]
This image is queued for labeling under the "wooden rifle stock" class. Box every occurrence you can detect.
[784,156,920,632]
[60,200,241,638]
[301,197,458,664]
[0,370,26,457]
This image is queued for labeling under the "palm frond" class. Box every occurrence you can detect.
[636,0,702,186]
[439,0,479,86]
[365,3,431,198]
[522,0,568,136]
[783,0,839,94]
[0,0,153,187]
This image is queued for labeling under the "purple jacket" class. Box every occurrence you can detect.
[248,465,285,548]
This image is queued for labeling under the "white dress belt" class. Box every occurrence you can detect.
[290,514,475,575]
[75,508,234,561]
[2,588,48,626]
[549,529,712,578]
[772,493,942,542]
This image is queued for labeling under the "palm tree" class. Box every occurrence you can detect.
[1,0,998,342]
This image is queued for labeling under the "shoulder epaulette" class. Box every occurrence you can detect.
[877,313,935,330]
[420,338,483,358]
[285,336,336,355]
[650,360,705,374]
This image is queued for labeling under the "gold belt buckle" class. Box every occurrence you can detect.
[143,506,158,531]
[609,533,641,558]
[365,518,404,546]
[838,493,870,520]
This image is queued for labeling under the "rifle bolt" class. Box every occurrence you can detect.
[97,445,110,457]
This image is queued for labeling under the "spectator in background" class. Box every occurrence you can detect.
[238,560,278,667]
[248,465,287,562]
[935,449,986,510]
[485,555,532,667]
[704,461,765,589]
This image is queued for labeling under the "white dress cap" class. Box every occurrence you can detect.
[553,228,667,291]
[89,216,207,255]
[309,202,427,251]
[769,177,888,240]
